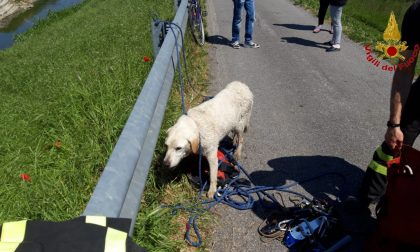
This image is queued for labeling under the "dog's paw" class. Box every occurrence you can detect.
[207,190,216,199]
[234,152,241,161]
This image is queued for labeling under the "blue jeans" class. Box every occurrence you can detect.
[232,0,255,43]
[330,5,343,45]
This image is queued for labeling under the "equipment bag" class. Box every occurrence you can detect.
[187,149,240,189]
[372,145,420,249]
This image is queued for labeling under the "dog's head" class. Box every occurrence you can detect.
[163,115,199,168]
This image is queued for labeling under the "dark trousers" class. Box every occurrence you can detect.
[318,0,329,25]
[359,81,420,205]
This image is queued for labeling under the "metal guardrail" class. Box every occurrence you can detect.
[83,0,189,235]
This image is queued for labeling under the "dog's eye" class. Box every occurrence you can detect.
[175,147,182,151]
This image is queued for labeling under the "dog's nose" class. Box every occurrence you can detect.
[163,158,170,167]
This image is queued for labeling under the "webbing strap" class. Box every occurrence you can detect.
[104,228,127,252]
[368,160,388,176]
[376,146,394,162]
[0,220,27,243]
[0,242,20,252]
[86,216,107,227]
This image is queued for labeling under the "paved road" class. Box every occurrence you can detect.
[204,0,420,251]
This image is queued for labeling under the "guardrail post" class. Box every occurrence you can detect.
[174,0,182,12]
[151,21,165,58]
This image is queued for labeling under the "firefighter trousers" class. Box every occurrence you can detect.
[359,81,420,206]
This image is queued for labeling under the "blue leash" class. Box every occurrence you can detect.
[181,146,346,247]
[153,18,188,115]
[185,215,202,247]
[167,22,187,115]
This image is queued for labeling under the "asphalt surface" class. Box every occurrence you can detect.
[203,0,420,251]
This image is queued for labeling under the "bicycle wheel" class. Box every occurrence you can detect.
[188,3,205,46]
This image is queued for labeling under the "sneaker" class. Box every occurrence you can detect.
[244,41,260,48]
[323,40,333,46]
[326,46,341,52]
[313,25,322,33]
[326,44,341,52]
[329,25,334,34]
[231,41,240,49]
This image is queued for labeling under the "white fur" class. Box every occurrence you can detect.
[164,81,253,198]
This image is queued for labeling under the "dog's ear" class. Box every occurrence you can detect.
[189,137,199,155]
[166,126,173,134]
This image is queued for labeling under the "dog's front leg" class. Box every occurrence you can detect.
[206,148,218,199]
[234,130,244,161]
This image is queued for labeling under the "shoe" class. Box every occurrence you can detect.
[323,41,333,46]
[342,196,370,215]
[329,25,333,34]
[313,25,322,33]
[326,46,341,52]
[231,41,240,49]
[244,41,260,48]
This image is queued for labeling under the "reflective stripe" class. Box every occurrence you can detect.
[0,220,27,243]
[368,160,388,176]
[376,146,394,162]
[104,228,126,252]
[0,242,20,252]
[86,216,107,227]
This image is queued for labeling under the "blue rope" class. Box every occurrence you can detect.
[161,202,206,248]
[185,215,202,247]
[152,18,188,115]
[166,23,187,115]
[167,22,190,84]
[212,148,311,209]
[188,147,346,245]
[165,146,346,247]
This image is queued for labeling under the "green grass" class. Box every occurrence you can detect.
[0,0,173,222]
[1,0,210,251]
[293,0,419,74]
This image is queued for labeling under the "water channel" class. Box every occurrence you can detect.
[0,0,83,50]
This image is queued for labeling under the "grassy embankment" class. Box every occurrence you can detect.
[0,0,209,251]
[293,0,420,74]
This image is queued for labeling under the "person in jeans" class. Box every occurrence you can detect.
[231,0,260,49]
[313,0,332,33]
[324,0,347,52]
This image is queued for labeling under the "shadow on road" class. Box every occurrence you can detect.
[251,155,364,202]
[274,23,332,33]
[273,23,314,30]
[206,35,231,46]
[248,155,376,251]
[280,36,329,49]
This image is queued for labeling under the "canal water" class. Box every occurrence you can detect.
[0,0,83,50]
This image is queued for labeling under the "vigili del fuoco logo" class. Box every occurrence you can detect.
[364,12,419,72]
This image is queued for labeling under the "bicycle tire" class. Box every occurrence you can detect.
[188,4,205,46]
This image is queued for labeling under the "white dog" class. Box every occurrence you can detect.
[163,81,253,198]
